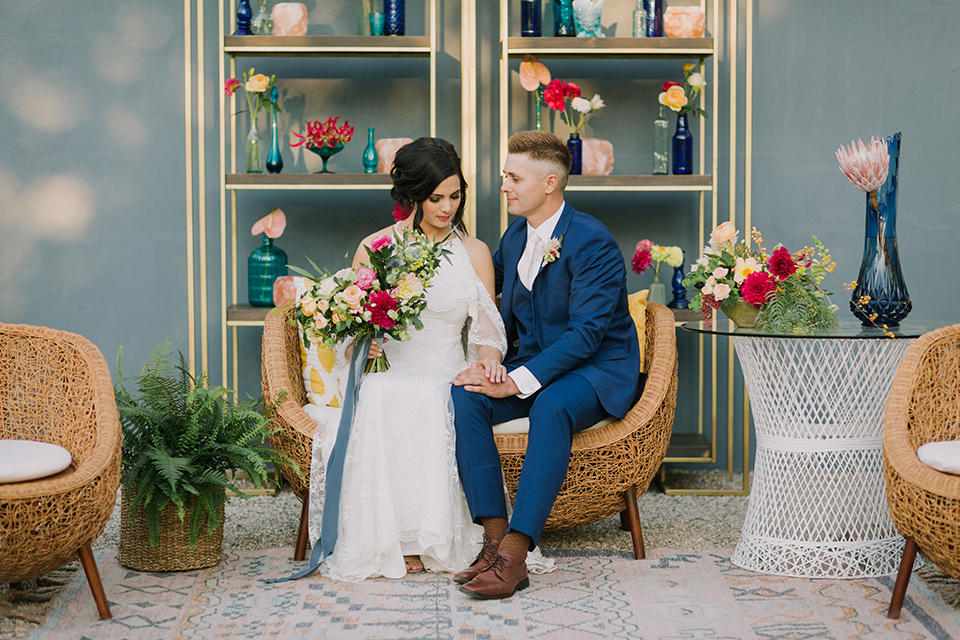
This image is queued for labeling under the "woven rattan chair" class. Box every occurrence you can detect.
[495,301,678,559]
[262,305,316,561]
[0,323,122,620]
[883,323,960,619]
[262,302,678,561]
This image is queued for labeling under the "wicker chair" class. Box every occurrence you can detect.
[494,301,677,559]
[0,323,122,620]
[883,324,960,619]
[261,302,678,561]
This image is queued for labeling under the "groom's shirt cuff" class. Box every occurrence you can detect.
[508,366,541,398]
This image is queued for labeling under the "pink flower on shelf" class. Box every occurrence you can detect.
[636,239,655,251]
[224,78,242,97]
[740,271,775,308]
[632,247,653,274]
[392,201,412,221]
[836,137,889,194]
[370,235,393,252]
[290,117,355,150]
[767,246,797,281]
[355,266,376,291]
[250,208,286,238]
[367,290,398,330]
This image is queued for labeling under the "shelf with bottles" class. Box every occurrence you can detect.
[224,35,433,57]
[505,36,712,58]
[225,173,393,190]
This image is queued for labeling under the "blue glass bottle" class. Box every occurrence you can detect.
[554,0,575,36]
[522,0,542,37]
[643,0,663,36]
[266,87,283,174]
[668,262,688,308]
[384,0,404,35]
[672,112,692,175]
[850,132,911,327]
[248,234,287,307]
[567,133,582,175]
[362,127,378,174]
[233,0,253,35]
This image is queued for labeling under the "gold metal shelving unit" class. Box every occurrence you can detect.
[496,0,752,495]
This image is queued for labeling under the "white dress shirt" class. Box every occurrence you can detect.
[508,203,564,398]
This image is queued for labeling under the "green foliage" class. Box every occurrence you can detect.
[114,340,300,548]
[757,237,839,334]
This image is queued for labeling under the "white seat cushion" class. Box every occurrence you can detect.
[917,441,960,475]
[0,440,72,483]
[492,416,617,436]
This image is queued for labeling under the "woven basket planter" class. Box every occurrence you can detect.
[118,489,225,572]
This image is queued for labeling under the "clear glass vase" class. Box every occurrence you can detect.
[653,105,669,175]
[648,270,666,305]
[246,113,263,174]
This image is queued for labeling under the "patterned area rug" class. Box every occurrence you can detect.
[23,548,960,640]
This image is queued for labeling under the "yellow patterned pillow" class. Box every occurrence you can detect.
[628,289,648,373]
[294,277,342,408]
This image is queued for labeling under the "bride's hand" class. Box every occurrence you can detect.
[368,337,387,359]
[473,359,507,384]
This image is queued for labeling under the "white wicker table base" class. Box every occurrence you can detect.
[731,335,913,578]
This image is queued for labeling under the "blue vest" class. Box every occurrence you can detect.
[508,277,540,367]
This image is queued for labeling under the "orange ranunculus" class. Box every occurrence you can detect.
[710,221,738,246]
[658,85,688,112]
[519,55,551,91]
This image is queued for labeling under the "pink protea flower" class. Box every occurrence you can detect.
[632,247,652,274]
[740,271,775,308]
[836,137,889,194]
[370,235,393,252]
[767,246,797,281]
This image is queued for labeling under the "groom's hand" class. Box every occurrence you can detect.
[453,364,520,398]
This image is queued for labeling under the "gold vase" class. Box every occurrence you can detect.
[720,299,760,328]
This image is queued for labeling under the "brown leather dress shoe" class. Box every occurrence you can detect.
[458,551,529,599]
[453,537,500,584]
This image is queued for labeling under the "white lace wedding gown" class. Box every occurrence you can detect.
[305,231,506,582]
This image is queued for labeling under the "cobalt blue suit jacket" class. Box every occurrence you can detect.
[495,203,642,418]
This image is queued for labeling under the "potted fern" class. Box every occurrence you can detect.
[113,340,298,571]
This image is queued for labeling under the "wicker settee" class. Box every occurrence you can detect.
[0,323,122,620]
[262,301,678,561]
[883,323,960,619]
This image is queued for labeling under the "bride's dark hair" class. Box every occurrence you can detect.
[390,137,467,233]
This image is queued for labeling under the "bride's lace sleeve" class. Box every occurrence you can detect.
[466,280,507,361]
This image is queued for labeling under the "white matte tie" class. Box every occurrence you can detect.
[518,234,543,291]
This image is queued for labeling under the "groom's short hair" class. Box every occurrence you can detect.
[508,131,572,190]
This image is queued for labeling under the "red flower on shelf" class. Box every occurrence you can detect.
[290,117,355,150]
[542,79,581,111]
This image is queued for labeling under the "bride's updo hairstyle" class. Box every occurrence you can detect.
[390,137,468,234]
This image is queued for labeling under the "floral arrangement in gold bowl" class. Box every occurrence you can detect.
[683,222,839,333]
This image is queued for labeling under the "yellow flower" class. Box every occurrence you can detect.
[392,272,425,300]
[683,61,696,73]
[658,85,688,112]
[664,246,684,267]
[245,73,270,92]
[733,256,761,284]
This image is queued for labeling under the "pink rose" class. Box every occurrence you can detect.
[340,284,365,312]
[370,235,393,252]
[713,283,731,301]
[709,221,738,246]
[355,266,376,290]
[316,299,329,313]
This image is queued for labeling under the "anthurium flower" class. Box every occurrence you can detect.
[251,208,286,238]
[836,137,889,194]
[519,55,551,91]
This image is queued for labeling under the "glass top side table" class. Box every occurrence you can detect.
[682,320,946,578]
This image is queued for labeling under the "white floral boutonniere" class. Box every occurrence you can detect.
[542,235,563,263]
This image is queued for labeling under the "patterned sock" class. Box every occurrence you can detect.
[499,532,531,564]
[482,517,509,542]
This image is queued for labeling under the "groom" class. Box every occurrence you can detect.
[451,131,642,599]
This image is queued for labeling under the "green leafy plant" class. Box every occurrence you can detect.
[114,340,299,548]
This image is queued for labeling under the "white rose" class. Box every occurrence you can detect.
[571,97,592,114]
[687,73,705,89]
[589,94,605,110]
[316,278,337,298]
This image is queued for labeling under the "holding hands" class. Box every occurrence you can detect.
[453,360,520,398]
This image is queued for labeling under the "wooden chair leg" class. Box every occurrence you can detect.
[887,537,918,619]
[294,495,310,561]
[621,485,645,560]
[78,542,111,620]
[619,509,630,531]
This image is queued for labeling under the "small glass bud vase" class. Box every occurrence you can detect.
[632,0,647,37]
[362,127,379,174]
[246,113,264,174]
[653,105,669,175]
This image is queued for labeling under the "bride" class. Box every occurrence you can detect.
[305,138,509,581]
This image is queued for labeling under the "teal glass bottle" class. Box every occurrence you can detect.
[362,127,378,174]
[248,234,287,306]
[266,87,283,174]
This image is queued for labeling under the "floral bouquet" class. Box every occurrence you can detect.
[659,59,708,119]
[543,77,604,135]
[683,222,839,333]
[292,228,450,373]
[631,239,684,279]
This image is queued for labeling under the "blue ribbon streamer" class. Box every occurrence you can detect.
[260,336,371,584]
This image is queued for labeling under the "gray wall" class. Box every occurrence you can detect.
[2,1,957,470]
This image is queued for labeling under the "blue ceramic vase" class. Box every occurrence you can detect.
[234,0,253,35]
[849,132,911,327]
[385,0,404,35]
[669,263,689,308]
